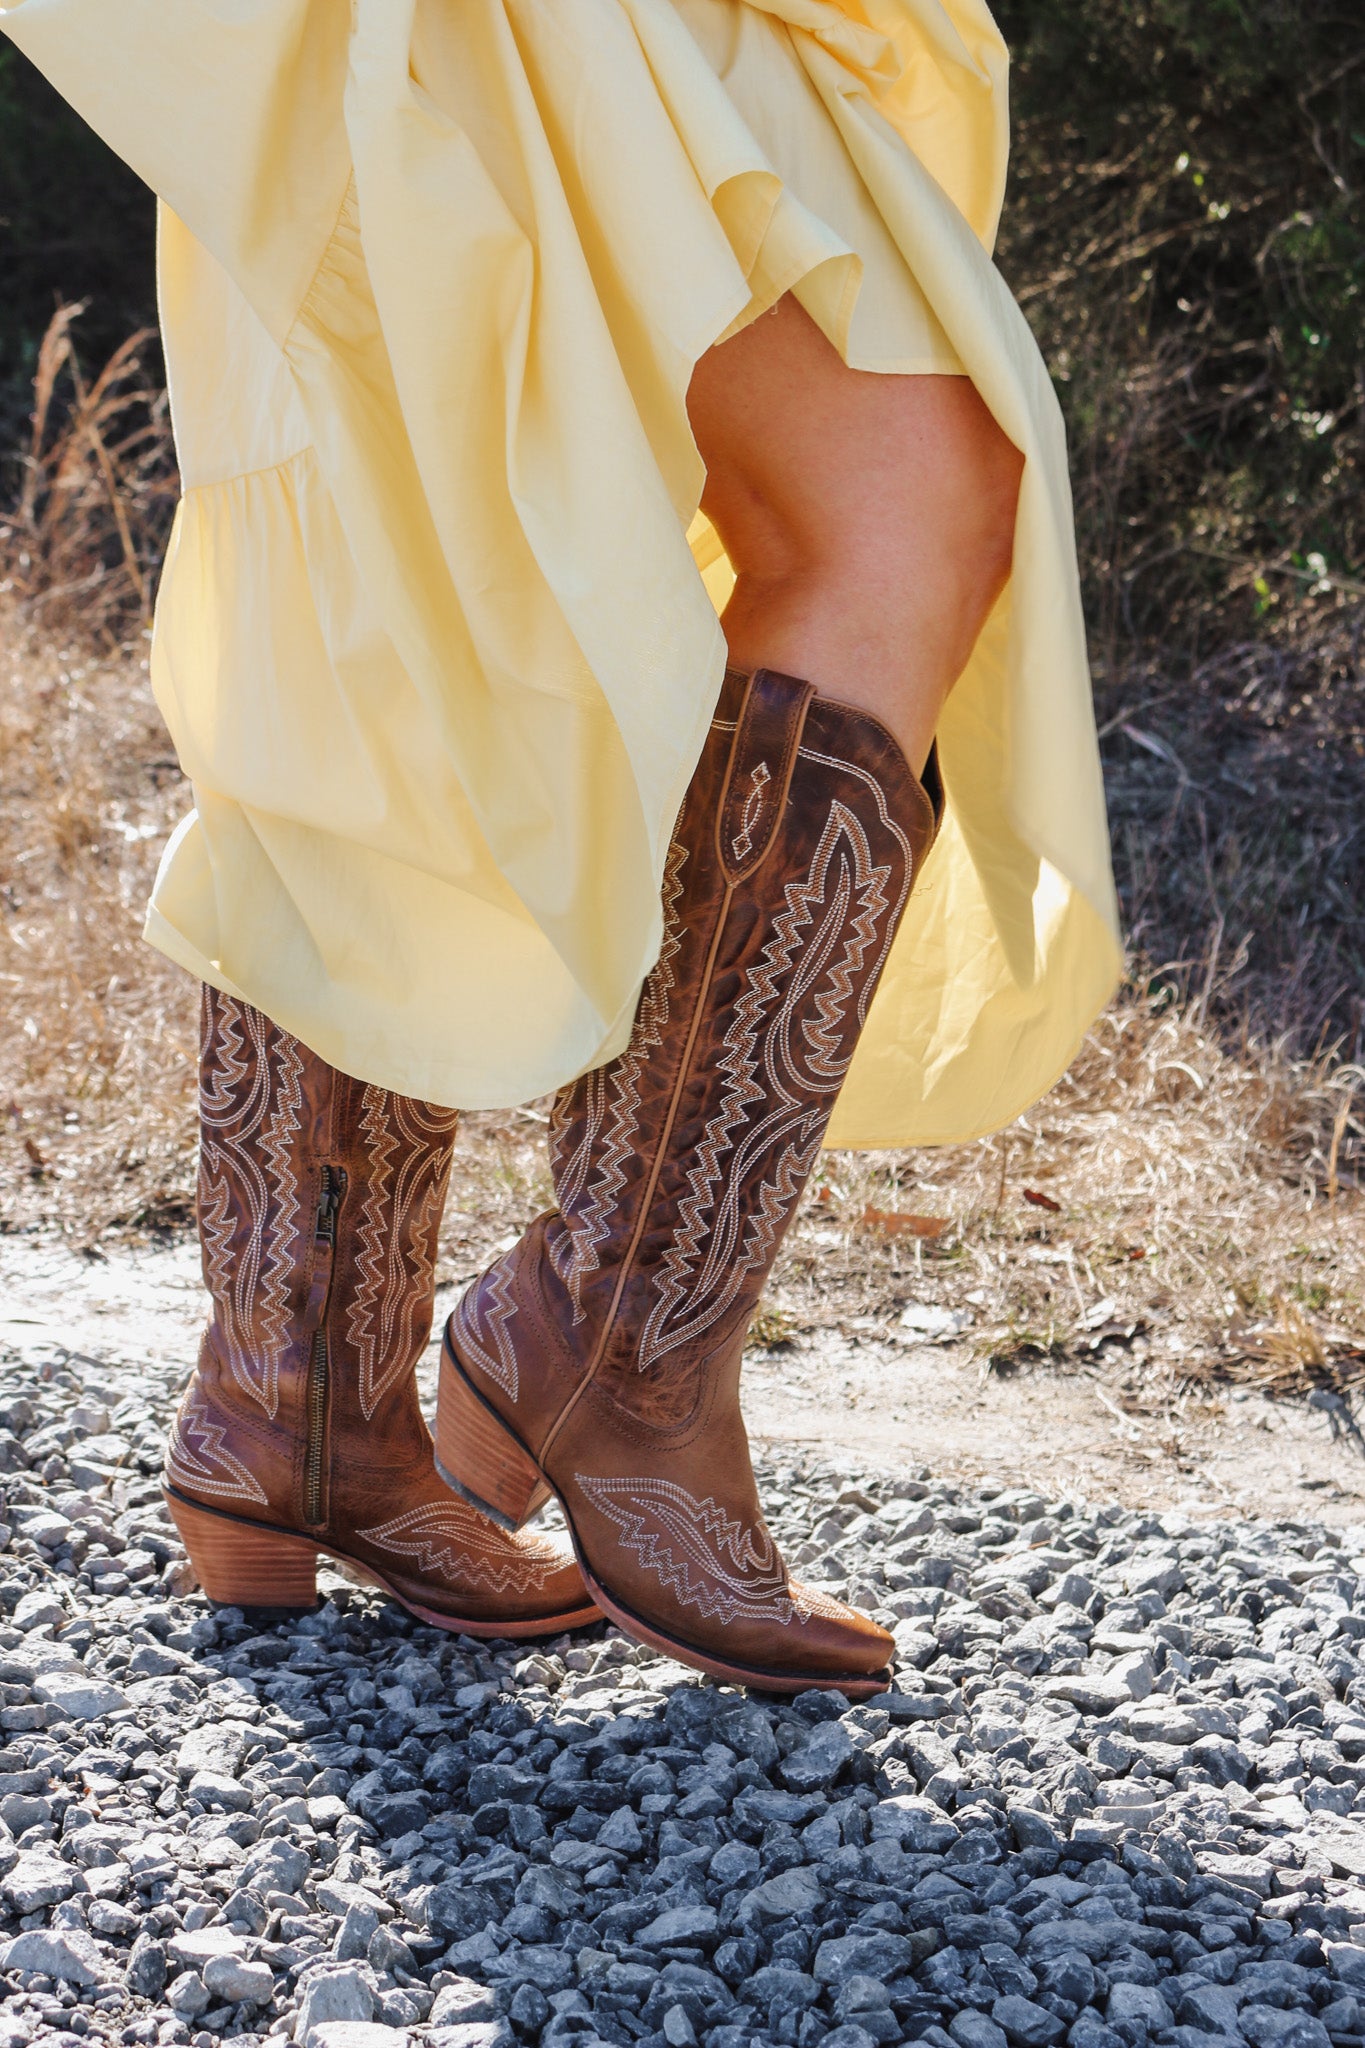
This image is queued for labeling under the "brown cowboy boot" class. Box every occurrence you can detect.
[163,987,598,1636]
[435,668,941,1695]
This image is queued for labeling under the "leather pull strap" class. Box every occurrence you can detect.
[717,668,816,884]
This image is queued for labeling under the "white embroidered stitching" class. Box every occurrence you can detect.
[455,1261,521,1399]
[730,759,771,864]
[638,790,907,1370]
[546,1068,606,1296]
[790,1581,860,1623]
[347,1089,457,1420]
[553,836,689,1321]
[357,1502,561,1593]
[549,1068,603,1216]
[198,992,303,1418]
[796,744,916,1025]
[578,1473,812,1626]
[165,1385,268,1506]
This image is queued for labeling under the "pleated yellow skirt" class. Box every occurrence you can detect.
[0,0,1122,1144]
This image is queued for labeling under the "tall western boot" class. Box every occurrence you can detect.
[164,986,598,1636]
[435,668,941,1694]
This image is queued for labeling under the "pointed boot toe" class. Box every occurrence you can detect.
[783,1580,896,1686]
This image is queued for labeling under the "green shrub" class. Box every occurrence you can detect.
[994,0,1364,657]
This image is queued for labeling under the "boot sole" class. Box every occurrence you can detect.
[163,1486,601,1638]
[435,1339,894,1700]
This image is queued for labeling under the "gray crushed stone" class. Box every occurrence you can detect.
[5,1343,1365,2048]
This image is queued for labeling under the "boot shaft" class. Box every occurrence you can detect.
[540,668,941,1423]
[440,667,938,1689]
[191,987,459,1518]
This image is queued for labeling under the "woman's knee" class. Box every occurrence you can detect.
[693,312,1022,602]
[863,376,1021,585]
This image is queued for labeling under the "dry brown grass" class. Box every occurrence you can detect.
[0,602,197,1236]
[0,305,177,645]
[2,596,1360,1420]
[1,319,1360,1423]
[777,998,1364,1393]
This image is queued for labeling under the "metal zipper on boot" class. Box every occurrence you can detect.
[303,1165,344,1529]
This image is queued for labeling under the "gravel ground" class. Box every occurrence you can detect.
[8,1339,1365,2048]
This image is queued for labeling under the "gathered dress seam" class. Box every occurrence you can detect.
[179,445,316,497]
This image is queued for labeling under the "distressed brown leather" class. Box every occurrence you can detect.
[166,987,594,1630]
[447,668,942,1688]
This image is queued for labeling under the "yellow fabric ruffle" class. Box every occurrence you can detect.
[0,0,1122,1143]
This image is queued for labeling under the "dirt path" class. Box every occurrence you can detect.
[5,1234,1363,1531]
[742,1322,1365,1527]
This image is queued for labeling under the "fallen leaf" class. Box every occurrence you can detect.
[1023,1187,1062,1213]
[23,1137,48,1170]
[899,1303,973,1339]
[861,1206,950,1239]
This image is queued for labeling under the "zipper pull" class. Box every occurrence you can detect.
[316,1164,345,1246]
[304,1165,345,1330]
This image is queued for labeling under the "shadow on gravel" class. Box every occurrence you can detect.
[6,1348,1365,2048]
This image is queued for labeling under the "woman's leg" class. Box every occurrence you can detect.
[434,301,1022,1695]
[686,294,1022,773]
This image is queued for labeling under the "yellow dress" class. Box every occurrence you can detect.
[1,0,1122,1144]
